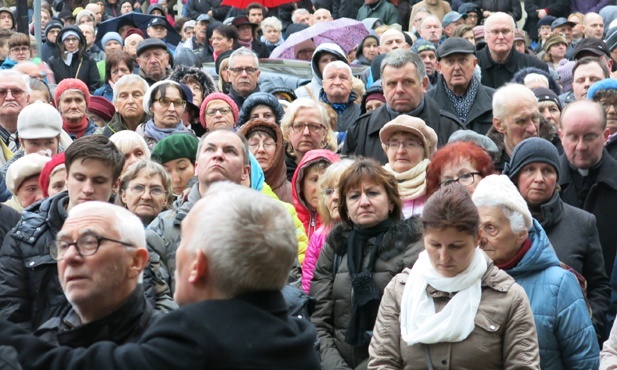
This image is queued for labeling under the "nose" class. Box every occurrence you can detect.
[34,190,44,202]
[302,125,311,135]
[214,109,223,117]
[62,243,82,262]
[439,247,449,262]
[532,169,544,182]
[141,189,152,200]
[526,119,538,134]
[358,192,370,206]
[170,170,181,185]
[82,179,94,194]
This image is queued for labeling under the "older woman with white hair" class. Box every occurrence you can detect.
[380,115,437,218]
[3,153,50,213]
[260,17,283,53]
[109,130,151,174]
[281,98,337,180]
[472,175,600,370]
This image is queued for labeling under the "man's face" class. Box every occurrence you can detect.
[438,53,477,94]
[0,76,29,120]
[323,67,352,102]
[79,26,94,47]
[538,25,552,40]
[379,31,407,54]
[118,25,132,38]
[313,9,332,23]
[0,12,13,29]
[227,55,260,97]
[465,12,478,26]
[105,41,122,55]
[295,13,310,25]
[553,25,572,44]
[194,20,207,42]
[123,35,143,58]
[559,104,608,169]
[114,81,146,120]
[382,63,428,113]
[419,17,443,43]
[67,158,117,210]
[598,96,617,135]
[444,19,464,37]
[121,2,133,14]
[572,62,605,100]
[485,16,514,55]
[57,213,136,316]
[147,25,168,40]
[195,130,249,188]
[248,9,263,25]
[20,137,59,155]
[494,97,540,148]
[419,50,437,75]
[137,47,170,81]
[583,14,604,39]
[58,90,87,122]
[79,17,95,28]
[175,209,197,306]
[237,24,253,42]
[47,28,60,43]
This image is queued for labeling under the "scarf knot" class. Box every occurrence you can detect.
[384,158,429,200]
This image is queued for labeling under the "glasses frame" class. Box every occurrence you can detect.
[290,123,326,133]
[155,97,187,109]
[50,234,134,261]
[439,172,482,187]
[228,67,259,75]
[127,184,167,197]
[206,107,232,116]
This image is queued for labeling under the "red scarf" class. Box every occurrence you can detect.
[63,116,90,139]
[496,238,531,271]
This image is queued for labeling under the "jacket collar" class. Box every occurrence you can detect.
[558,149,617,191]
[480,47,519,73]
[535,191,564,230]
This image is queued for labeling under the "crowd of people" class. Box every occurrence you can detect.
[1,0,617,369]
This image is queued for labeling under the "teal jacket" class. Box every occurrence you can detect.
[356,0,400,25]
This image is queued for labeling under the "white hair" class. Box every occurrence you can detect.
[228,47,259,69]
[292,8,310,23]
[109,130,151,159]
[0,70,31,94]
[484,12,515,31]
[185,182,296,296]
[261,16,282,33]
[113,74,149,103]
[472,199,528,234]
[523,73,549,89]
[493,83,536,119]
[322,60,352,80]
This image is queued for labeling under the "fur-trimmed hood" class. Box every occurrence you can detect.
[169,65,218,97]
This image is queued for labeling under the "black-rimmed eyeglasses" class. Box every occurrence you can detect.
[439,172,481,187]
[50,234,134,260]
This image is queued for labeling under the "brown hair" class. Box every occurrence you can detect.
[337,157,402,227]
[422,182,479,235]
[105,51,133,84]
[452,24,473,38]
[8,32,30,49]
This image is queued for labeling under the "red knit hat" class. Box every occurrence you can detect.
[124,27,145,39]
[39,152,66,198]
[54,79,91,107]
[199,92,239,129]
[89,96,116,122]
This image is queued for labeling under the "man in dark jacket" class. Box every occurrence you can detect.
[428,37,495,135]
[319,61,361,133]
[0,182,321,370]
[523,0,569,41]
[227,47,261,111]
[99,74,150,137]
[342,49,461,164]
[41,21,63,63]
[231,16,269,59]
[477,12,549,89]
[36,202,159,346]
[135,38,171,85]
[0,136,174,331]
[188,0,229,21]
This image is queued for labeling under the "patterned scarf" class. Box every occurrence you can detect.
[260,35,283,48]
[320,90,355,115]
[444,77,479,123]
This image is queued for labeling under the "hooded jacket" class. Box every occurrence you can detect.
[504,220,600,370]
[295,43,347,101]
[237,92,286,127]
[291,149,340,242]
[354,35,379,67]
[48,26,101,92]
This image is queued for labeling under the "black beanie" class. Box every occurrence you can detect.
[503,137,560,182]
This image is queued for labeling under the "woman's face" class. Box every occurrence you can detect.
[63,35,81,53]
[477,206,527,266]
[249,105,276,123]
[365,99,384,113]
[111,61,131,84]
[151,86,185,129]
[48,168,67,197]
[264,26,281,44]
[515,162,557,205]
[345,181,393,228]
[425,226,478,277]
[362,38,379,62]
[122,144,148,173]
[439,158,483,195]
[120,173,168,222]
[9,45,31,62]
[41,11,49,29]
[324,181,341,222]
[462,30,476,45]
[302,165,325,211]
[16,175,44,208]
[163,158,195,195]
[287,107,326,159]
[384,132,425,173]
[211,30,233,54]
[548,43,567,61]
[105,41,122,56]
[247,132,276,170]
[186,81,204,107]
[219,59,230,83]
[538,101,561,126]
[204,100,235,131]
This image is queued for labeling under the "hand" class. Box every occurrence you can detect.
[483,10,491,18]
[207,10,212,16]
[134,2,141,8]
[537,9,547,18]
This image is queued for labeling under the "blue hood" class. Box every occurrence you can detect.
[249,152,265,192]
[507,219,561,277]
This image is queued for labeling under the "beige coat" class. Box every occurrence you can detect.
[368,259,541,370]
[601,321,617,369]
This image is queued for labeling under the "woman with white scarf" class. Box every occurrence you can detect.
[368,183,541,369]
[379,115,436,218]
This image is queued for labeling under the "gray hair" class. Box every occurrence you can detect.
[473,200,528,234]
[117,159,172,209]
[113,74,149,103]
[292,8,310,23]
[523,73,548,89]
[493,83,536,119]
[261,16,282,33]
[109,130,151,159]
[228,47,259,69]
[197,129,250,166]
[0,70,31,94]
[322,60,352,80]
[484,12,515,31]
[380,48,426,81]
[184,182,296,296]
[420,14,441,30]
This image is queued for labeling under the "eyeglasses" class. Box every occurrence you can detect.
[248,141,276,150]
[156,98,186,108]
[487,29,512,36]
[322,188,337,197]
[50,233,134,260]
[128,184,166,197]
[291,123,325,133]
[439,172,481,187]
[10,46,30,54]
[229,67,259,75]
[0,88,25,98]
[386,139,423,150]
[206,107,232,116]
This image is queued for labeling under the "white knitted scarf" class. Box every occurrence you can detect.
[400,248,487,346]
[384,158,429,200]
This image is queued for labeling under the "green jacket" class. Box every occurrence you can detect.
[356,0,401,25]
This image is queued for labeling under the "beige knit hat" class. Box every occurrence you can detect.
[6,153,51,195]
[379,115,438,158]
[543,33,568,53]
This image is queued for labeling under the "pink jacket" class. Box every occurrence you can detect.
[302,224,331,293]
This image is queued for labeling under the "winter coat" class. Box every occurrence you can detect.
[504,220,600,370]
[186,0,229,21]
[93,83,113,102]
[368,256,541,370]
[291,149,340,242]
[0,291,321,370]
[570,0,613,14]
[48,26,100,92]
[104,1,121,18]
[474,0,522,21]
[41,41,59,64]
[302,224,332,293]
[602,320,617,369]
[0,192,175,331]
[250,38,270,59]
[0,203,19,247]
[36,285,160,346]
[356,0,401,25]
[426,74,495,135]
[228,86,260,116]
[342,97,461,164]
[319,90,361,133]
[333,0,364,20]
[295,43,347,101]
[477,47,549,89]
[523,0,569,40]
[310,217,424,369]
[607,136,617,161]
[537,191,610,342]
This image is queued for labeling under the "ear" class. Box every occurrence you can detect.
[119,188,128,205]
[557,128,563,140]
[241,164,250,183]
[164,52,170,64]
[255,69,261,79]
[112,177,121,193]
[127,247,149,279]
[436,61,442,74]
[421,75,429,93]
[377,45,384,54]
[516,230,529,245]
[603,128,610,142]
[493,116,505,133]
[189,250,210,285]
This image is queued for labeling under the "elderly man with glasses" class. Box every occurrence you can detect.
[226,47,261,111]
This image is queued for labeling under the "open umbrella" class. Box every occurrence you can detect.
[221,0,297,9]
[95,13,181,48]
[270,18,369,60]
